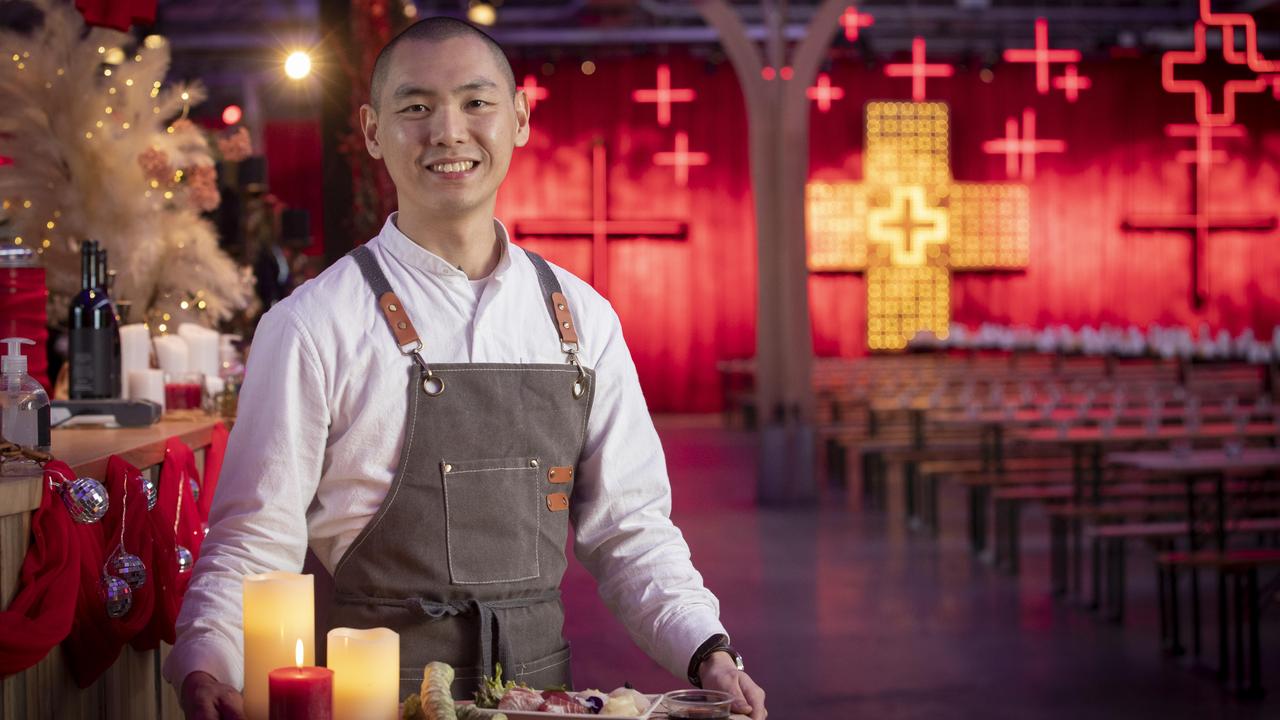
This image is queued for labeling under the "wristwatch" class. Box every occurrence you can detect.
[687,634,745,688]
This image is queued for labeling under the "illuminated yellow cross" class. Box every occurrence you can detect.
[807,101,1031,350]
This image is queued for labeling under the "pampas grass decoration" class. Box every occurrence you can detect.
[0,0,254,330]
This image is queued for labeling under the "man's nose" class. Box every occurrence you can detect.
[429,105,468,146]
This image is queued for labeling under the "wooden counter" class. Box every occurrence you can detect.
[0,415,223,720]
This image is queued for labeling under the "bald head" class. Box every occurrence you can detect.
[370,17,516,110]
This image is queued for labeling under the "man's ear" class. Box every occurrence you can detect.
[360,103,383,159]
[513,90,531,148]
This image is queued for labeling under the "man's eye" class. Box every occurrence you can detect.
[468,100,490,108]
[402,104,428,113]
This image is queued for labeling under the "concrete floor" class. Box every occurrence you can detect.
[561,416,1280,719]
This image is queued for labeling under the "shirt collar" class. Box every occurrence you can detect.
[377,212,516,281]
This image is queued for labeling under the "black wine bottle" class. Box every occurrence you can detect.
[68,240,118,399]
[95,245,123,396]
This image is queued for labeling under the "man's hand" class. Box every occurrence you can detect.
[181,671,246,720]
[698,651,766,719]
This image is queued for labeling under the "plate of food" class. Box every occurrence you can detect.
[402,662,659,720]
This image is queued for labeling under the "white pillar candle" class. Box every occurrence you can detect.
[153,334,190,376]
[179,323,221,380]
[127,369,165,411]
[243,572,314,720]
[327,627,400,720]
[119,324,153,399]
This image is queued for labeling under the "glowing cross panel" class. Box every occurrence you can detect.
[868,185,948,267]
[1053,65,1092,102]
[519,74,550,111]
[884,37,954,102]
[981,108,1066,181]
[867,266,951,351]
[1003,18,1082,94]
[806,181,869,270]
[1198,0,1279,73]
[949,184,1031,269]
[840,6,875,42]
[865,101,950,187]
[653,131,709,187]
[631,64,696,127]
[805,102,1031,350]
[807,73,846,112]
[1163,22,1271,126]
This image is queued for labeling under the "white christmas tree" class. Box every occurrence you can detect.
[0,0,254,331]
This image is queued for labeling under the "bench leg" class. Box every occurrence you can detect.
[1113,539,1126,624]
[1050,516,1067,596]
[1008,500,1021,575]
[1090,536,1102,612]
[1191,568,1203,659]
[1234,571,1246,694]
[1246,568,1263,698]
[1169,565,1185,656]
[904,461,917,526]
[1219,569,1230,684]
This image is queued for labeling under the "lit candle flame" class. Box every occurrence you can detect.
[295,638,303,668]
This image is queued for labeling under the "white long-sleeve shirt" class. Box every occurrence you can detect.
[163,215,726,691]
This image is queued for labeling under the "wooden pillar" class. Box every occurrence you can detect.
[697,0,848,504]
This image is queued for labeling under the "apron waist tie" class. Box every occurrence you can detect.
[335,590,561,677]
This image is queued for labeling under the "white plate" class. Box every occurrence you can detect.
[459,694,661,720]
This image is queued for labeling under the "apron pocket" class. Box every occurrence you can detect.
[513,643,573,690]
[442,456,541,584]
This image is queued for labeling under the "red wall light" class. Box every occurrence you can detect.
[222,104,243,126]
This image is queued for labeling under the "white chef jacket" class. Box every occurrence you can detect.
[163,215,726,691]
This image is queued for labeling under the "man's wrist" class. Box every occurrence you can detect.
[687,634,743,687]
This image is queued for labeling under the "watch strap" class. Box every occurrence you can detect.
[687,633,743,688]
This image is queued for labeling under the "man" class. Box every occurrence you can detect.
[167,17,767,720]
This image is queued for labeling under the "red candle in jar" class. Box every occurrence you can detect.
[268,640,333,720]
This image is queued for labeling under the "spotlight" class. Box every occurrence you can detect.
[284,51,312,80]
[468,2,496,26]
[222,104,243,125]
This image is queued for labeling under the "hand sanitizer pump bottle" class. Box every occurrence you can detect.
[0,337,51,476]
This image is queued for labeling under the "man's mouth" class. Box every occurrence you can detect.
[428,160,478,174]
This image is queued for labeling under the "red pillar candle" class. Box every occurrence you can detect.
[268,640,333,720]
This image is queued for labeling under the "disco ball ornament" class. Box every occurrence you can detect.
[109,551,147,589]
[59,477,109,523]
[101,573,132,618]
[176,545,194,573]
[140,473,158,510]
[188,476,200,503]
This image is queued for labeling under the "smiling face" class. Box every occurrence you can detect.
[361,35,530,223]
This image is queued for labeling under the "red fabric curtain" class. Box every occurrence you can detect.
[74,0,156,31]
[135,438,204,648]
[499,54,756,412]
[264,123,326,257]
[0,462,80,677]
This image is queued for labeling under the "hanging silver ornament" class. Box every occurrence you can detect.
[140,473,158,511]
[101,573,132,618]
[176,545,194,573]
[188,476,200,503]
[59,477,109,523]
[109,551,148,589]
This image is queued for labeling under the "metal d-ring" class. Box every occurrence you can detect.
[422,371,445,397]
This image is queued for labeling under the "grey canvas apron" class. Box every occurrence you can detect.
[329,244,595,700]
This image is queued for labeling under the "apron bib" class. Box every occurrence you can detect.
[329,245,595,699]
